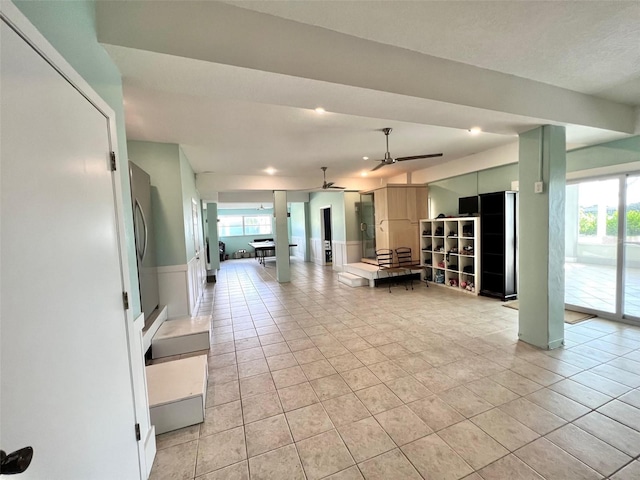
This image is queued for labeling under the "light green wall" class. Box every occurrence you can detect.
[128,141,187,266]
[14,0,141,316]
[290,203,307,239]
[567,136,640,172]
[428,164,518,216]
[206,203,220,268]
[429,173,477,217]
[479,164,519,193]
[206,203,220,269]
[427,136,639,218]
[344,192,362,242]
[309,192,346,241]
[179,147,202,261]
[290,202,309,261]
[218,208,276,256]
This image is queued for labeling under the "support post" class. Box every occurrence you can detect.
[273,190,290,283]
[518,125,566,349]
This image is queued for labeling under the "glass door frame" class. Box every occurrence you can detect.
[565,171,640,325]
[358,192,376,262]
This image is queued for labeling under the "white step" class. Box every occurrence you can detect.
[152,315,211,359]
[338,272,369,287]
[344,262,392,287]
[146,355,208,434]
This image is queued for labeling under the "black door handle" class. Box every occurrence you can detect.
[0,446,33,475]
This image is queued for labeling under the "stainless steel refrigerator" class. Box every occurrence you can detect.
[129,161,159,320]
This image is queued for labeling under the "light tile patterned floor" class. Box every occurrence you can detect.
[150,258,640,480]
[565,261,640,318]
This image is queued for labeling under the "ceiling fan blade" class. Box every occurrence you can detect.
[371,162,386,172]
[396,153,443,162]
[329,185,346,189]
[325,182,334,188]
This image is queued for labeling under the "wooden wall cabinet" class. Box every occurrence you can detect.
[368,185,428,263]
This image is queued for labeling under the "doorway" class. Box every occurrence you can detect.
[565,173,640,323]
[358,192,376,261]
[321,206,332,265]
[1,9,148,478]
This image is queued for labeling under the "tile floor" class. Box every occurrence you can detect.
[565,261,640,318]
[149,258,640,480]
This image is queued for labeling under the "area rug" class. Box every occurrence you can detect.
[502,300,596,324]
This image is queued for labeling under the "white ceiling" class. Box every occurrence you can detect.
[97,1,640,194]
[229,0,640,105]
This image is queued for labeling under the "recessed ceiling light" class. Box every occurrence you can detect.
[468,127,482,135]
[265,167,276,175]
[362,156,369,160]
[314,107,326,114]
[361,171,368,177]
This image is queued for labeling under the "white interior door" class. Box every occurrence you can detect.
[1,18,140,480]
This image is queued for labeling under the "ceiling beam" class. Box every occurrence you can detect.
[97,1,636,135]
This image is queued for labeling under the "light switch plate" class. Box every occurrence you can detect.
[534,181,544,194]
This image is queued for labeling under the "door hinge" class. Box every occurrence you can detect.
[135,423,141,441]
[110,151,117,171]
[122,291,129,310]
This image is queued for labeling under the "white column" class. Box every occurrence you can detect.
[273,190,290,283]
[518,125,566,349]
[207,202,220,271]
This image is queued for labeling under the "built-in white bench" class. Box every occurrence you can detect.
[343,262,421,289]
[343,262,385,287]
[151,315,211,359]
[146,355,208,434]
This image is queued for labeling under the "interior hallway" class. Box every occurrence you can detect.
[150,258,640,480]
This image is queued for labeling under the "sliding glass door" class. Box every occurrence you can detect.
[565,173,640,323]
[359,193,376,261]
[623,175,640,319]
[565,179,619,314]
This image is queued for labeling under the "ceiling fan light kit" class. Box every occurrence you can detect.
[371,127,443,171]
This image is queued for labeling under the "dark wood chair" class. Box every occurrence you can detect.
[376,249,407,292]
[395,247,420,290]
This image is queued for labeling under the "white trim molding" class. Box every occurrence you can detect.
[157,264,189,318]
[309,237,324,266]
[158,253,207,319]
[331,240,362,272]
[291,235,306,259]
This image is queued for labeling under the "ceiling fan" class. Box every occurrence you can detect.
[319,167,345,190]
[371,127,443,171]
